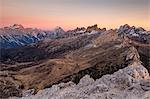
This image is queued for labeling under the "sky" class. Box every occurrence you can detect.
[0,0,150,30]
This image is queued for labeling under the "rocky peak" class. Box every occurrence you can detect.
[117,24,149,44]
[53,26,65,34]
[74,27,86,32]
[123,24,130,28]
[135,27,145,32]
[49,26,66,38]
[86,24,101,32]
[10,24,24,29]
[117,24,131,33]
[117,24,146,35]
[100,28,107,32]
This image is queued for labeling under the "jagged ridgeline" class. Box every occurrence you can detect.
[0,24,150,98]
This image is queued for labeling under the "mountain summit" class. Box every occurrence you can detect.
[10,24,24,29]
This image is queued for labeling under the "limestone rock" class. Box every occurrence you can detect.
[10,64,150,99]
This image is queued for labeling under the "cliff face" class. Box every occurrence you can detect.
[0,26,149,98]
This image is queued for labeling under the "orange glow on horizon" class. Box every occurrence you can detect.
[1,0,149,30]
[1,16,149,31]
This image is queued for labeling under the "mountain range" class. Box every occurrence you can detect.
[0,24,150,99]
[0,24,66,48]
[0,24,149,49]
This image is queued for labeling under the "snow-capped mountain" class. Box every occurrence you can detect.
[117,24,150,43]
[117,24,146,36]
[0,24,66,48]
[0,24,105,49]
[0,24,149,49]
[0,34,39,48]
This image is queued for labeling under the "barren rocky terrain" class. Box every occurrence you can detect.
[10,63,150,99]
[0,24,150,99]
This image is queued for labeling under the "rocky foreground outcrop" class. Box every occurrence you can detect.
[10,63,150,99]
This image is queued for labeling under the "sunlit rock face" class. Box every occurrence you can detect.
[86,24,101,33]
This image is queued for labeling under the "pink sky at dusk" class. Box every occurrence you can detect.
[1,0,150,30]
